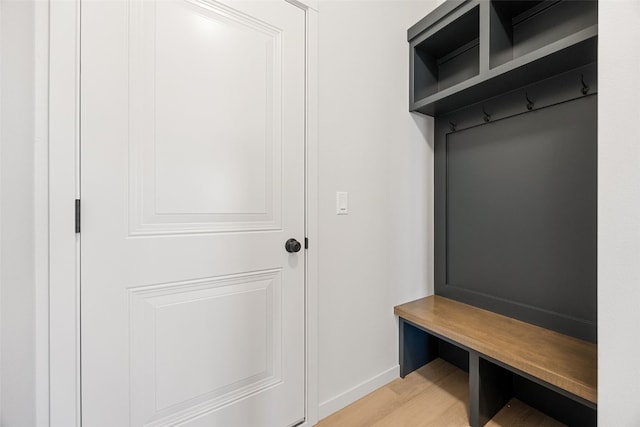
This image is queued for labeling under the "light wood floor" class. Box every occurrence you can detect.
[315,358,564,427]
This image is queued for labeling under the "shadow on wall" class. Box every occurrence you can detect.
[411,112,434,150]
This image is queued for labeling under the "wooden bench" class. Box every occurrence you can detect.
[394,296,597,426]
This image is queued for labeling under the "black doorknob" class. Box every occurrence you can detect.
[285,238,302,253]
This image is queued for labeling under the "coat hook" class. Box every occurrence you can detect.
[449,121,457,132]
[581,74,590,95]
[526,92,534,110]
[482,107,491,123]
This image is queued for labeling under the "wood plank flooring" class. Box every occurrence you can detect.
[316,358,564,427]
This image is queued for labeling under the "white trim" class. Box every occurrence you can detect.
[48,1,320,425]
[303,5,320,426]
[287,0,318,12]
[284,2,319,425]
[317,366,400,421]
[34,0,50,425]
[0,2,3,421]
[49,0,81,425]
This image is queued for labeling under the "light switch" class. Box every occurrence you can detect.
[336,192,348,215]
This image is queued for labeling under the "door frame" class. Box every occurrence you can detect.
[47,1,319,425]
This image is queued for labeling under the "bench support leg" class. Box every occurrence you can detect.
[469,352,513,427]
[398,319,438,378]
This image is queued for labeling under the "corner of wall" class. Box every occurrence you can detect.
[598,1,640,425]
[318,365,399,420]
[316,0,437,420]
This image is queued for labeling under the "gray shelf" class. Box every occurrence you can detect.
[413,5,480,100]
[409,0,598,116]
[490,0,597,69]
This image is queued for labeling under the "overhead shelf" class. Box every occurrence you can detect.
[409,0,597,116]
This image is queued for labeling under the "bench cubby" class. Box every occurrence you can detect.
[396,296,597,426]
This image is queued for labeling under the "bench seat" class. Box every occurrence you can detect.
[394,295,597,426]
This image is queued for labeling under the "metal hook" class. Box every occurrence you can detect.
[449,121,457,132]
[482,107,491,123]
[526,92,534,110]
[581,74,589,95]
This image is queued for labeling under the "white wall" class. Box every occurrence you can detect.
[598,1,640,425]
[0,0,37,425]
[317,0,436,417]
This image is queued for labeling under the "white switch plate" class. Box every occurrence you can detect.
[336,192,348,215]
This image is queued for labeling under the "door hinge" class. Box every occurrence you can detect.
[75,199,81,233]
[304,237,308,249]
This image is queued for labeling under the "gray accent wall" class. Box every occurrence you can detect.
[435,93,597,342]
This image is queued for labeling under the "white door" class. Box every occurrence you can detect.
[80,1,305,426]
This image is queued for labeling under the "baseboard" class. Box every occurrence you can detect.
[317,365,399,420]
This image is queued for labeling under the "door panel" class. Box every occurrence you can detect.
[129,0,284,235]
[81,1,305,426]
[129,270,283,425]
